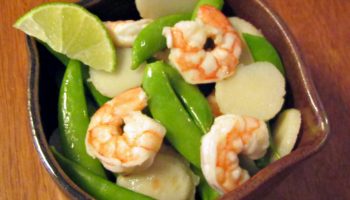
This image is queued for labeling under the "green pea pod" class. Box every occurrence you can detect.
[163,65,213,133]
[255,124,280,168]
[144,62,219,198]
[238,155,260,175]
[192,0,224,19]
[150,63,218,199]
[142,61,202,168]
[51,147,154,200]
[132,13,191,69]
[192,167,220,200]
[243,33,285,75]
[58,60,106,178]
[198,180,220,200]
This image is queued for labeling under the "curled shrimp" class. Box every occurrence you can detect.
[201,114,269,193]
[85,87,166,174]
[105,19,152,47]
[163,5,242,84]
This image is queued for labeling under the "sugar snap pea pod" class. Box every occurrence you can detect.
[238,155,260,175]
[163,65,213,133]
[243,33,285,75]
[132,13,191,69]
[51,147,154,200]
[59,60,106,178]
[142,61,202,168]
[256,142,280,168]
[192,0,224,19]
[255,124,280,168]
[144,62,219,198]
[192,167,220,200]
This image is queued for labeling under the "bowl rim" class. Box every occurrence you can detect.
[26,0,329,199]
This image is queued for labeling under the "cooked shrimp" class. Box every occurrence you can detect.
[162,5,242,84]
[105,19,152,47]
[85,87,166,174]
[201,114,269,193]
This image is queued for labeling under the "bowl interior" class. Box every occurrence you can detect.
[28,0,329,199]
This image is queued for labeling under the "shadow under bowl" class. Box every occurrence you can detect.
[27,0,329,199]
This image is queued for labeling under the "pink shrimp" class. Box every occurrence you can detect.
[201,114,269,193]
[85,87,166,174]
[163,5,242,84]
[105,19,152,47]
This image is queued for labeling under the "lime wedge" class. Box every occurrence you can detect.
[14,3,117,72]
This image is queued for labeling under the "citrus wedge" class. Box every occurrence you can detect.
[14,3,117,71]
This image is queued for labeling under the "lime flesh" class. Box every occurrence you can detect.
[14,3,117,72]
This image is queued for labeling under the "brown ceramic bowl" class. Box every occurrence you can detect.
[27,0,329,199]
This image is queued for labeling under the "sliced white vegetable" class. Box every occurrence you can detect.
[117,147,199,200]
[135,0,198,19]
[272,109,301,161]
[229,17,263,37]
[216,62,285,121]
[89,48,144,98]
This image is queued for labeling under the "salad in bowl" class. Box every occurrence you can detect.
[15,0,327,199]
